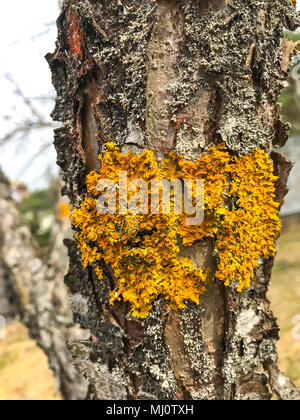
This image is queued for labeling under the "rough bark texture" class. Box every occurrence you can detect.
[48,0,300,400]
[0,259,17,324]
[0,171,18,325]
[0,173,88,400]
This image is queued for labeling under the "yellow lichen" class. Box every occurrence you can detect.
[71,142,281,318]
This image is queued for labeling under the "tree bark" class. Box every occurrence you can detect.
[0,178,17,323]
[48,0,300,400]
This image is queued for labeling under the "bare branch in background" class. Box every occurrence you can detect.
[0,73,58,171]
[5,73,44,120]
[0,121,54,146]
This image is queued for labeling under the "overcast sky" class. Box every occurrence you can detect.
[0,0,59,190]
[0,0,300,212]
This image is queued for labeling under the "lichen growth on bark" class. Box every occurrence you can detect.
[71,142,280,318]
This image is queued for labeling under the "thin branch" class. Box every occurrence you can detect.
[5,73,44,121]
[0,121,54,146]
[20,142,53,175]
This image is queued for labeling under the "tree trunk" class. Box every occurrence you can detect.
[48,0,300,400]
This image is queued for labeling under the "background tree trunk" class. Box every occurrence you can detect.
[0,172,88,400]
[48,0,300,400]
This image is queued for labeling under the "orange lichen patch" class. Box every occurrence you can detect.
[69,7,84,59]
[215,150,281,291]
[173,145,281,292]
[173,144,231,246]
[71,143,281,318]
[71,143,208,318]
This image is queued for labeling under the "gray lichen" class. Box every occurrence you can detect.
[170,0,300,154]
[68,340,128,400]
[75,0,156,146]
[179,304,215,399]
[128,300,176,400]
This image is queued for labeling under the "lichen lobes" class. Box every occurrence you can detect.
[71,142,281,318]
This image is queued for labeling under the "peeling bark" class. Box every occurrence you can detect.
[48,0,300,400]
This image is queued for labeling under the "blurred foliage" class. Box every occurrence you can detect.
[279,31,300,136]
[269,221,300,388]
[284,30,300,43]
[18,179,59,249]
